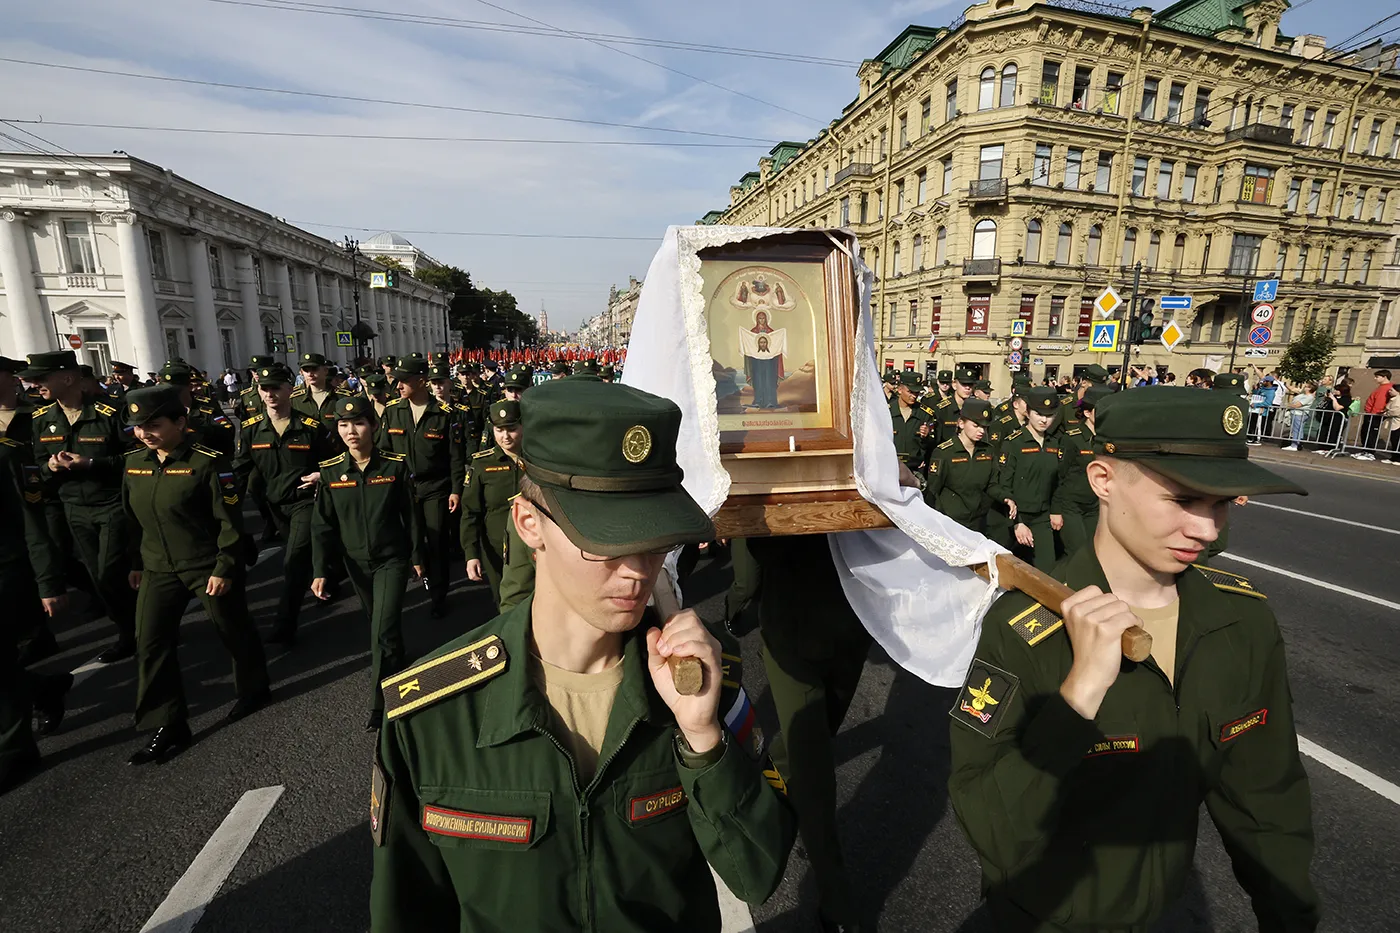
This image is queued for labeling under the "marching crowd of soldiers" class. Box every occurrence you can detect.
[2,343,1322,933]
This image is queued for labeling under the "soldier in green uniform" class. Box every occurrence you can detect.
[990,387,1065,571]
[377,357,463,618]
[157,360,236,457]
[22,350,140,663]
[890,372,936,473]
[496,493,536,612]
[310,397,424,728]
[949,386,1319,932]
[108,361,140,399]
[461,400,523,607]
[501,363,532,401]
[924,399,997,533]
[292,352,353,447]
[369,378,794,932]
[232,355,275,422]
[971,379,993,402]
[550,359,571,380]
[121,385,270,765]
[362,373,392,419]
[0,355,58,663]
[233,364,333,645]
[599,363,616,383]
[1052,384,1117,557]
[1202,372,1251,564]
[993,374,1031,421]
[934,366,979,444]
[935,369,954,401]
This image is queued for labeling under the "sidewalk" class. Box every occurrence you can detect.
[1249,443,1400,481]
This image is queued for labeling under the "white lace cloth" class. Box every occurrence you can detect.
[624,226,1007,687]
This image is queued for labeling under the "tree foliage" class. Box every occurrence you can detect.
[1276,319,1337,385]
[370,256,410,274]
[415,264,538,348]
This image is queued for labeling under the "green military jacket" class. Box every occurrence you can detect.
[0,437,62,596]
[989,428,1063,518]
[310,450,424,577]
[376,397,464,499]
[184,402,236,458]
[987,413,1020,451]
[1050,425,1098,516]
[122,441,244,578]
[460,447,522,564]
[933,395,963,445]
[948,546,1319,931]
[369,598,795,933]
[923,438,996,529]
[890,399,937,470]
[233,383,264,422]
[33,396,132,507]
[452,401,481,459]
[233,411,333,509]
[292,384,354,448]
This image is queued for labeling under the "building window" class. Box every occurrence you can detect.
[1286,177,1302,211]
[979,144,1004,180]
[1120,227,1137,267]
[1334,189,1345,217]
[1361,251,1374,283]
[62,219,97,274]
[895,181,905,214]
[1368,119,1383,156]
[1173,233,1187,270]
[917,170,927,205]
[1065,148,1083,190]
[1147,231,1161,268]
[942,158,954,197]
[1085,225,1102,265]
[252,256,265,293]
[1055,223,1072,265]
[1345,310,1361,343]
[1181,164,1199,202]
[1071,66,1092,109]
[1039,61,1059,106]
[920,97,932,135]
[208,244,225,288]
[1339,249,1352,280]
[877,191,884,219]
[972,220,998,259]
[1375,190,1389,223]
[1280,308,1296,341]
[1353,189,1367,221]
[1048,296,1064,336]
[1296,244,1308,281]
[1019,294,1036,334]
[288,264,301,299]
[1209,308,1225,343]
[1213,167,1225,203]
[1140,77,1159,119]
[147,229,168,279]
[879,129,888,160]
[935,227,947,265]
[946,79,959,121]
[899,115,909,149]
[1130,158,1148,196]
[908,299,919,336]
[858,193,868,224]
[165,328,182,360]
[1319,247,1331,281]
[1308,179,1323,214]
[1202,233,1212,272]
[1349,116,1362,153]
[1193,87,1212,125]
[979,66,997,111]
[1104,72,1123,114]
[1375,300,1390,338]
[1000,63,1018,108]
[1323,110,1338,147]
[1166,82,1185,122]
[1300,107,1317,144]
[1280,103,1294,129]
[1033,143,1052,185]
[81,327,111,374]
[929,296,942,334]
[839,197,850,226]
[1025,219,1042,262]
[887,302,900,338]
[186,327,198,351]
[1391,126,1400,159]
[1090,152,1110,192]
[912,234,924,270]
[1240,164,1274,204]
[1228,234,1263,276]
[1156,160,1174,199]
[220,328,236,369]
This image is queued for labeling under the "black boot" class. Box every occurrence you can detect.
[223,689,272,725]
[128,722,192,765]
[266,624,297,647]
[32,673,73,736]
[96,640,136,664]
[366,710,382,731]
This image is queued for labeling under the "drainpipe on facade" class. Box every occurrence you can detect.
[1112,16,1153,266]
[875,79,899,363]
[1333,69,1379,219]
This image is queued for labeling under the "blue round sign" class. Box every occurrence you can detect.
[1248,324,1272,346]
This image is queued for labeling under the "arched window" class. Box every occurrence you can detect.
[1000,63,1018,108]
[979,66,997,111]
[1085,225,1103,266]
[1121,227,1138,267]
[1056,222,1072,264]
[892,240,902,276]
[935,226,948,265]
[973,219,998,259]
[1147,231,1162,268]
[1025,219,1043,263]
[1173,233,1187,270]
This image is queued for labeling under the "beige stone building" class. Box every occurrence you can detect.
[702,0,1400,390]
[578,276,642,349]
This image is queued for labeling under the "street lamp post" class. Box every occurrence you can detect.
[346,238,364,363]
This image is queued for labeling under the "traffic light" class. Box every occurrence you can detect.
[385,270,398,289]
[1133,299,1158,345]
[268,332,283,352]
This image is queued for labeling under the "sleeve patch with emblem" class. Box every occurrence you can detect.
[950,658,1019,737]
[370,753,389,847]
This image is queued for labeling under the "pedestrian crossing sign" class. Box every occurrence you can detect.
[1089,321,1119,352]
[1010,320,1027,337]
[335,331,353,347]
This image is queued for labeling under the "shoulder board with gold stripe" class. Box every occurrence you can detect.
[0,436,19,448]
[1006,601,1063,646]
[93,402,117,417]
[937,439,955,450]
[33,403,55,417]
[455,403,473,413]
[319,453,346,468]
[302,416,321,429]
[242,414,264,427]
[1192,564,1266,599]
[290,386,307,396]
[381,634,507,721]
[191,444,221,458]
[386,397,404,407]
[1005,429,1024,441]
[381,451,406,462]
[471,448,495,459]
[124,446,148,457]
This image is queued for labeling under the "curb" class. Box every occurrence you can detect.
[1249,446,1400,483]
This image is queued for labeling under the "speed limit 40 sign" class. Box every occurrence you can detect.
[1251,303,1275,325]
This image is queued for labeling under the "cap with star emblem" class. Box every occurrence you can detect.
[255,364,295,388]
[599,364,616,381]
[898,371,923,388]
[1093,386,1306,497]
[954,366,979,385]
[1080,364,1110,385]
[300,352,330,369]
[394,357,428,379]
[427,363,451,380]
[550,360,571,376]
[937,370,953,383]
[959,398,993,426]
[335,395,377,421]
[502,364,534,390]
[1081,384,1119,411]
[1024,386,1059,414]
[519,378,713,558]
[1212,372,1245,392]
[159,360,194,385]
[882,371,898,385]
[248,354,275,368]
[488,400,521,427]
[124,384,187,426]
[973,379,993,393]
[18,350,81,380]
[364,373,389,391]
[573,359,600,376]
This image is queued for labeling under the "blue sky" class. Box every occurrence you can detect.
[2,0,1394,331]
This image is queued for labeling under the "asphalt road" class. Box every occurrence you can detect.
[1,460,1396,933]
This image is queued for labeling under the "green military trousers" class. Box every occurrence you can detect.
[134,568,269,730]
[750,534,871,926]
[415,496,451,612]
[68,502,138,646]
[346,557,411,714]
[1056,506,1099,558]
[269,501,315,632]
[0,559,41,784]
[723,538,763,637]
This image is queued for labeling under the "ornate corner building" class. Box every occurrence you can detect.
[701,0,1400,389]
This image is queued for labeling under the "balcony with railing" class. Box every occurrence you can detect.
[967,178,1008,203]
[834,162,875,184]
[293,298,310,311]
[213,286,239,303]
[258,292,279,309]
[1223,124,1295,146]
[152,278,194,297]
[962,258,1002,281]
[35,272,124,291]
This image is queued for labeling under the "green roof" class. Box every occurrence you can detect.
[1156,0,1285,36]
[699,210,725,226]
[874,25,944,71]
[738,171,760,191]
[768,141,805,175]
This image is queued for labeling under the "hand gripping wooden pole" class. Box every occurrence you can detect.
[972,553,1153,662]
[653,568,705,696]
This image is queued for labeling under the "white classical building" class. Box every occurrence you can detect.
[0,152,449,377]
[359,231,442,275]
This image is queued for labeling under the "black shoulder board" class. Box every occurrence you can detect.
[1005,601,1063,646]
[242,414,264,427]
[320,453,345,468]
[471,448,494,459]
[124,446,147,458]
[302,416,320,429]
[192,444,221,458]
[33,403,54,416]
[93,402,117,417]
[381,634,508,721]
[937,439,955,449]
[0,437,19,448]
[386,397,404,407]
[1192,564,1266,599]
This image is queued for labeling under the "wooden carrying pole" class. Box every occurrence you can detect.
[654,568,706,696]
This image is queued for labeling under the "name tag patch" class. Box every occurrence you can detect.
[251,443,272,450]
[78,436,106,444]
[40,435,65,443]
[629,786,686,823]
[368,475,396,485]
[423,432,443,440]
[330,480,357,489]
[421,805,532,844]
[1220,708,1268,742]
[163,467,194,476]
[484,465,511,472]
[1085,735,1140,757]
[388,428,406,435]
[126,468,154,476]
[286,443,310,451]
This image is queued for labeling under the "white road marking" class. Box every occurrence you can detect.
[139,785,285,933]
[1248,500,1400,535]
[1218,554,1400,611]
[69,655,111,687]
[714,868,757,933]
[1298,736,1400,806]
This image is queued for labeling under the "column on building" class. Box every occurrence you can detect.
[271,259,295,364]
[302,266,324,359]
[0,209,51,357]
[184,233,222,375]
[112,214,166,374]
[235,249,262,367]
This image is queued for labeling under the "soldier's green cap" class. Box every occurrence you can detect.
[551,361,571,376]
[1081,364,1110,385]
[503,364,534,389]
[959,399,993,425]
[937,370,953,383]
[898,371,923,388]
[1024,386,1060,414]
[0,356,25,374]
[1081,384,1119,410]
[1212,372,1245,391]
[599,364,616,380]
[427,363,451,380]
[18,350,80,379]
[335,395,377,421]
[364,373,389,390]
[429,351,448,362]
[519,379,713,558]
[78,364,97,379]
[489,399,521,427]
[573,359,601,375]
[248,354,275,368]
[1012,374,1033,389]
[394,357,429,378]
[882,371,898,385]
[297,352,327,369]
[381,355,398,368]
[159,360,194,385]
[111,361,136,374]
[255,364,295,387]
[954,365,978,384]
[973,379,992,392]
[1094,387,1305,497]
[407,352,425,361]
[124,384,187,426]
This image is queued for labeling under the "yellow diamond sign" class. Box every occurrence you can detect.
[1094,286,1122,319]
[1160,319,1185,350]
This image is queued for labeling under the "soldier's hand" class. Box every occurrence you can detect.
[413,565,425,579]
[1050,513,1064,531]
[1004,498,1018,520]
[206,576,230,597]
[1059,585,1145,720]
[41,595,66,617]
[448,493,461,513]
[1233,495,1249,506]
[1014,522,1034,547]
[311,577,329,600]
[298,472,319,490]
[48,454,67,472]
[465,559,483,581]
[646,610,722,753]
[128,571,142,590]
[57,451,91,470]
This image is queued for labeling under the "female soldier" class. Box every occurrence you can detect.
[460,400,522,607]
[310,397,423,730]
[923,399,996,533]
[122,385,270,765]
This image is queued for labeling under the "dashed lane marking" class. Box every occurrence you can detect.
[1248,501,1400,536]
[1218,554,1400,612]
[1298,737,1400,807]
[715,867,756,933]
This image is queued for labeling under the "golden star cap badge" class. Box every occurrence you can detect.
[129,404,139,413]
[621,425,652,464]
[343,400,354,412]
[1222,405,1244,435]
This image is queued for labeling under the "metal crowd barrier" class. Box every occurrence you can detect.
[1244,400,1399,462]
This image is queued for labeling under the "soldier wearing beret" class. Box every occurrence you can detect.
[370,378,795,932]
[990,387,1065,570]
[121,385,270,765]
[158,360,236,457]
[950,387,1319,932]
[924,398,998,533]
[461,400,523,607]
[23,350,140,663]
[310,397,424,728]
[292,352,354,449]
